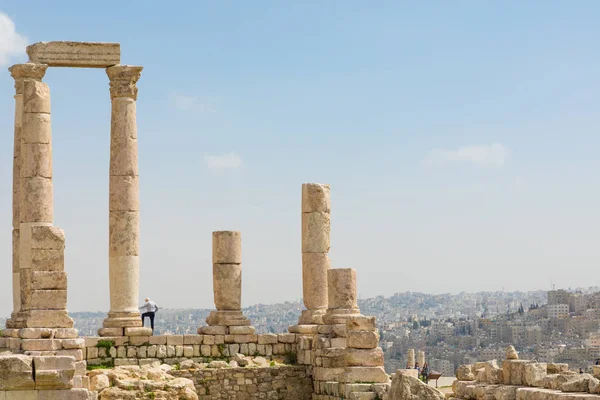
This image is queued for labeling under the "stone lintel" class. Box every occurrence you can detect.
[27,41,120,68]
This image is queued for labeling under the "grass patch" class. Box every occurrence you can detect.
[87,360,114,370]
[96,340,114,350]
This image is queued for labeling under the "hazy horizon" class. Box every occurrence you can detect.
[1,2,599,318]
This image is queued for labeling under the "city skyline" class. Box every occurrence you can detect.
[1,1,600,318]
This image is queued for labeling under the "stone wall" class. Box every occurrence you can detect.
[82,333,298,367]
[171,365,312,400]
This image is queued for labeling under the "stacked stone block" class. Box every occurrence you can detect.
[198,231,256,336]
[323,268,360,326]
[0,354,93,396]
[296,183,331,328]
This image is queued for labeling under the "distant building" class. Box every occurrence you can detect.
[548,304,569,319]
[548,290,570,306]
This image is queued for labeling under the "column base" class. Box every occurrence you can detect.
[323,308,361,325]
[205,310,252,327]
[297,309,326,325]
[101,311,142,334]
[288,324,320,334]
[5,311,27,329]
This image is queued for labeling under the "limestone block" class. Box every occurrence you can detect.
[31,226,64,250]
[213,263,242,310]
[74,361,86,376]
[124,327,152,336]
[175,345,184,357]
[23,80,50,113]
[347,316,376,332]
[347,330,379,349]
[288,324,320,334]
[128,336,150,345]
[31,250,64,271]
[126,346,137,358]
[200,345,211,357]
[5,391,38,400]
[258,334,278,345]
[328,268,358,309]
[22,113,51,144]
[331,337,347,348]
[30,290,67,310]
[21,177,53,223]
[148,335,167,345]
[109,211,139,256]
[22,143,52,178]
[302,252,329,310]
[166,335,184,345]
[210,345,220,357]
[342,366,390,384]
[97,327,123,337]
[212,231,242,264]
[109,130,138,176]
[229,326,256,335]
[31,271,67,290]
[33,356,75,389]
[183,334,203,345]
[55,350,83,361]
[61,339,85,349]
[156,345,167,358]
[523,362,546,386]
[302,212,331,253]
[233,335,258,344]
[214,335,225,345]
[21,339,62,351]
[0,354,35,390]
[201,326,227,335]
[86,347,98,359]
[109,175,139,211]
[19,328,54,339]
[302,183,330,213]
[12,229,20,272]
[27,41,121,67]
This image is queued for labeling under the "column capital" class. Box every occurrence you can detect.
[9,63,48,94]
[106,65,143,100]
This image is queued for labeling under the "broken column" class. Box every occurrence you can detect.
[298,183,331,327]
[100,65,147,336]
[199,231,255,335]
[5,63,47,329]
[407,349,415,368]
[16,66,75,332]
[323,268,360,326]
[417,350,425,367]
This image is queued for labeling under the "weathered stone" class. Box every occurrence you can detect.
[347,330,379,349]
[0,354,35,390]
[22,143,52,178]
[346,348,385,367]
[19,328,54,339]
[31,226,65,250]
[212,230,241,264]
[30,289,67,309]
[124,327,152,336]
[23,80,50,114]
[228,325,255,335]
[34,356,75,389]
[347,315,376,332]
[109,175,139,212]
[213,263,241,311]
[327,268,359,310]
[342,366,390,384]
[21,339,62,351]
[31,271,67,290]
[302,183,330,213]
[506,345,518,360]
[301,252,329,310]
[562,373,593,392]
[456,364,475,381]
[523,362,546,387]
[302,212,330,253]
[388,371,444,399]
[27,41,120,67]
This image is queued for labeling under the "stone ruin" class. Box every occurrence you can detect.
[0,40,440,400]
[451,345,600,399]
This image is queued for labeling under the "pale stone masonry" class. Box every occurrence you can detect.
[26,41,120,68]
[198,231,256,335]
[100,65,148,337]
[323,268,360,325]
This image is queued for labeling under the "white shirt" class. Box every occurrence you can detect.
[140,300,158,313]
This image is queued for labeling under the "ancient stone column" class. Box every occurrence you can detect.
[323,268,360,325]
[5,63,47,329]
[200,231,255,335]
[417,350,425,367]
[299,183,330,325]
[100,65,145,336]
[407,349,415,368]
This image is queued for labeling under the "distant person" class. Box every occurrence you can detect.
[579,368,584,374]
[139,297,159,333]
[422,362,430,383]
[596,359,600,366]
[415,362,420,375]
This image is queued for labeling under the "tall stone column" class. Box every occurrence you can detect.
[407,349,415,368]
[5,63,47,329]
[299,183,330,325]
[199,231,255,335]
[100,65,144,336]
[323,268,360,325]
[417,350,425,367]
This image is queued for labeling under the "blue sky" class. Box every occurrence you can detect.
[0,1,599,317]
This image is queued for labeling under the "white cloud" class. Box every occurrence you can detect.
[0,12,28,67]
[204,152,242,170]
[170,92,217,113]
[422,143,508,168]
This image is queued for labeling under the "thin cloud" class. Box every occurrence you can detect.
[0,12,28,66]
[204,152,242,170]
[422,143,508,168]
[169,92,218,113]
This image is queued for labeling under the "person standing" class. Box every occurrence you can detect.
[422,362,430,383]
[139,297,159,333]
